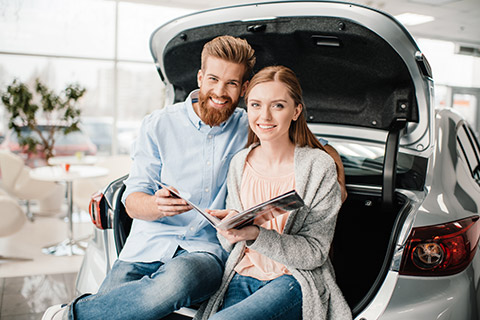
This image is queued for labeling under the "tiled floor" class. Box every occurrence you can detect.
[0,211,92,278]
[0,204,93,319]
[0,272,77,320]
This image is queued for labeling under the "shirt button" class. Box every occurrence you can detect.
[208,135,213,139]
[190,227,194,231]
[206,161,211,166]
[205,188,209,193]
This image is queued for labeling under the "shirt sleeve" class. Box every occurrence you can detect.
[121,114,163,204]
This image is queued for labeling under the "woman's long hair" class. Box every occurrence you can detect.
[245,65,325,151]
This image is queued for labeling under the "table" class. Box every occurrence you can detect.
[48,155,98,166]
[30,165,109,256]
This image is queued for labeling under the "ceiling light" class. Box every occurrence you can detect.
[395,13,435,26]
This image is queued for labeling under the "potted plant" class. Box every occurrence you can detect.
[1,78,85,164]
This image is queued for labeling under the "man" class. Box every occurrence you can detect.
[43,35,346,320]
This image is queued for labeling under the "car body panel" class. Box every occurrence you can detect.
[379,257,480,320]
[75,228,111,295]
[413,109,480,228]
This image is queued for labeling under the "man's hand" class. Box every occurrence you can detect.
[125,189,192,221]
[154,187,192,217]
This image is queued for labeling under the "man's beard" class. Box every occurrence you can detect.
[198,90,238,126]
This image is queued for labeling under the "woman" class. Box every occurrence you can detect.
[195,66,351,320]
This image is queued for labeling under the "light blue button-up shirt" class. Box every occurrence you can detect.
[120,90,249,263]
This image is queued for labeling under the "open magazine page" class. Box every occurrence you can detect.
[156,181,304,230]
[216,190,304,230]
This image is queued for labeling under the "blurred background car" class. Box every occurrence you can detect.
[0,125,97,167]
[0,123,5,144]
[80,117,113,156]
[117,121,139,155]
[80,117,139,156]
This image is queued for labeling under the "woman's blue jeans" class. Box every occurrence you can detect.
[209,273,302,320]
[67,249,223,320]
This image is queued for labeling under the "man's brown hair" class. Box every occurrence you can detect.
[201,35,256,82]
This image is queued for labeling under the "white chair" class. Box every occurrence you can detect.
[0,190,31,261]
[73,155,132,213]
[0,150,64,220]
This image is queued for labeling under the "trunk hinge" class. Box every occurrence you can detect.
[382,118,407,209]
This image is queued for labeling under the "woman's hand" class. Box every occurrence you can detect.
[207,208,260,244]
[254,207,287,225]
[217,225,260,244]
[206,209,237,220]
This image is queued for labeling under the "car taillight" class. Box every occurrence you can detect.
[399,216,480,276]
[89,191,110,230]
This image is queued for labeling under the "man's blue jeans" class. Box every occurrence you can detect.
[67,249,223,320]
[209,273,302,320]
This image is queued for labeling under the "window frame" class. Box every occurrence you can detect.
[457,121,480,185]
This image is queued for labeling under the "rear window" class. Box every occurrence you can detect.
[326,140,427,191]
[457,122,480,186]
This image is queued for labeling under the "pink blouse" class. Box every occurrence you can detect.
[234,161,295,280]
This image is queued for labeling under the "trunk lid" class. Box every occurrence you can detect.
[150,0,434,207]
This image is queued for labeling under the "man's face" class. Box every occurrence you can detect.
[196,57,248,126]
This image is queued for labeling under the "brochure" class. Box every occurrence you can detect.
[156,181,305,230]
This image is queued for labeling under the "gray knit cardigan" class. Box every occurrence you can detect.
[194,145,352,320]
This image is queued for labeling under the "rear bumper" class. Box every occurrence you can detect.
[75,228,113,295]
[361,249,480,320]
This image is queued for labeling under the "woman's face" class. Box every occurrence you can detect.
[247,80,302,145]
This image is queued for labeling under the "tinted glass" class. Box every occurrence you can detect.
[326,140,427,191]
[457,123,480,184]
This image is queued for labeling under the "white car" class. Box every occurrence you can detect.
[77,2,480,319]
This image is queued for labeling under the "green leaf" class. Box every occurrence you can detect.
[1,78,86,162]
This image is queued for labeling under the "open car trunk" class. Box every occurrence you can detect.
[148,1,433,317]
[332,190,410,314]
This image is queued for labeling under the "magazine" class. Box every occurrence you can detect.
[156,181,305,230]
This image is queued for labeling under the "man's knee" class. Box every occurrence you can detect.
[162,252,223,290]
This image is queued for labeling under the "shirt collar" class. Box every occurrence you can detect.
[186,89,234,132]
[186,90,202,130]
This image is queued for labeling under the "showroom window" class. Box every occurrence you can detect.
[418,38,480,135]
[1,1,479,156]
[0,0,192,155]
